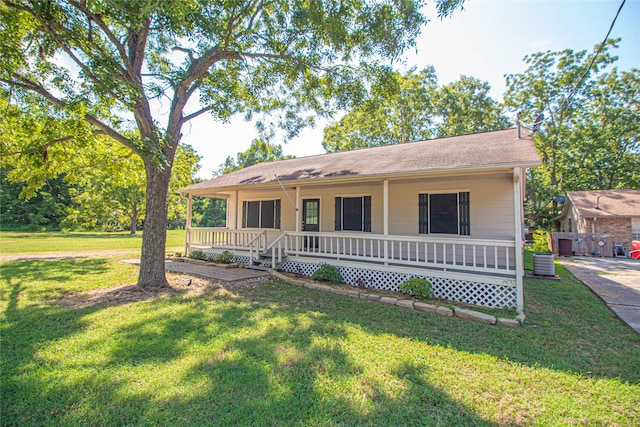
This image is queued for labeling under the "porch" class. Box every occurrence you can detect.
[185,227,520,309]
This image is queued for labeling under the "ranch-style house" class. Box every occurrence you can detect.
[179,128,541,313]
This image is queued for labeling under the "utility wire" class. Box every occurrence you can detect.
[553,0,626,118]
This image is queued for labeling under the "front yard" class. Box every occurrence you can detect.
[1,236,639,426]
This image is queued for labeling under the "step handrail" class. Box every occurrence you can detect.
[246,230,267,263]
[266,232,288,251]
[267,232,289,269]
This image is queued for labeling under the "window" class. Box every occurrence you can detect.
[242,200,280,229]
[633,218,640,240]
[335,196,371,232]
[419,192,470,235]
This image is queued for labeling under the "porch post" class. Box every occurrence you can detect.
[383,179,389,263]
[513,167,524,314]
[383,180,389,235]
[185,194,192,256]
[296,186,301,232]
[233,190,239,230]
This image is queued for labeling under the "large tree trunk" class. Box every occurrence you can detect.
[137,163,172,289]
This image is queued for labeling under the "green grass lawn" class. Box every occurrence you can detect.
[1,248,639,426]
[0,230,185,254]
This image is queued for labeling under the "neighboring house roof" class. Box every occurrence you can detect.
[181,128,541,194]
[562,189,640,218]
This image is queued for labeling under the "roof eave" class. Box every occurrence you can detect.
[178,160,541,196]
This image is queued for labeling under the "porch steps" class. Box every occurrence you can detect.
[246,265,271,272]
[248,252,286,271]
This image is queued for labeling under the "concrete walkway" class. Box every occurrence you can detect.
[558,257,640,334]
[165,260,270,282]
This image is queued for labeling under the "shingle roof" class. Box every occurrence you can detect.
[566,189,640,218]
[181,128,540,194]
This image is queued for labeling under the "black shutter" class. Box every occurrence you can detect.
[459,192,470,235]
[419,194,428,234]
[246,201,260,228]
[242,201,247,228]
[335,197,342,231]
[275,200,281,229]
[363,196,371,232]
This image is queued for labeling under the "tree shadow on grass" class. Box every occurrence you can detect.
[1,264,496,426]
[2,257,639,426]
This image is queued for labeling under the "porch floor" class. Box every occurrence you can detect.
[165,260,270,282]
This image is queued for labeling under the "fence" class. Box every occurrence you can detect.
[551,232,613,257]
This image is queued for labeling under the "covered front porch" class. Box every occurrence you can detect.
[183,225,521,310]
[181,168,527,311]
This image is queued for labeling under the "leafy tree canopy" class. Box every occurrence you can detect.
[0,0,465,287]
[322,67,510,152]
[504,39,639,228]
[218,137,295,175]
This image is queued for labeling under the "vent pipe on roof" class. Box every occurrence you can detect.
[595,195,601,210]
[516,112,522,139]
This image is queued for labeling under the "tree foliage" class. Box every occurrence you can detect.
[504,39,640,228]
[322,68,509,152]
[60,143,200,233]
[0,0,464,288]
[0,167,72,230]
[218,138,295,175]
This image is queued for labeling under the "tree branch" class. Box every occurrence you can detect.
[3,0,129,102]
[0,130,107,157]
[180,106,216,125]
[67,0,130,69]
[1,76,138,154]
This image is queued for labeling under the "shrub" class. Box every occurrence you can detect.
[532,229,551,253]
[189,250,207,261]
[311,264,343,284]
[214,250,234,264]
[398,277,434,299]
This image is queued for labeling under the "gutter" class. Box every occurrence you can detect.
[178,161,542,196]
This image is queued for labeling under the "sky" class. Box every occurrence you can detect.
[182,0,640,179]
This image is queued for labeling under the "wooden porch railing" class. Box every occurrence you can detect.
[186,227,267,254]
[269,231,517,275]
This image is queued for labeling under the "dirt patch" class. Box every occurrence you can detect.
[55,273,270,309]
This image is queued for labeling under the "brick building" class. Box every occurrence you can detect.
[556,189,640,255]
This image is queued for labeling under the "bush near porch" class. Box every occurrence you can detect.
[1,235,639,426]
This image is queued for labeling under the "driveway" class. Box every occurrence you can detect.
[558,256,640,334]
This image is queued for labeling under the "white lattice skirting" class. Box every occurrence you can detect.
[279,260,517,308]
[201,250,251,265]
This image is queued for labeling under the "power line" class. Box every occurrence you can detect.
[554,0,626,117]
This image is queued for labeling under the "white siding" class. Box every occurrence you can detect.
[387,173,515,239]
[232,171,517,243]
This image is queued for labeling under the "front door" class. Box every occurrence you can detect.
[303,199,320,248]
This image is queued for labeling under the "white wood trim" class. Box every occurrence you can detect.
[295,186,301,232]
[185,194,192,256]
[513,167,524,314]
[383,180,389,236]
[275,231,516,276]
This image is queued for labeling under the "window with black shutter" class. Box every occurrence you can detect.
[335,196,371,232]
[243,199,281,229]
[418,192,470,235]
